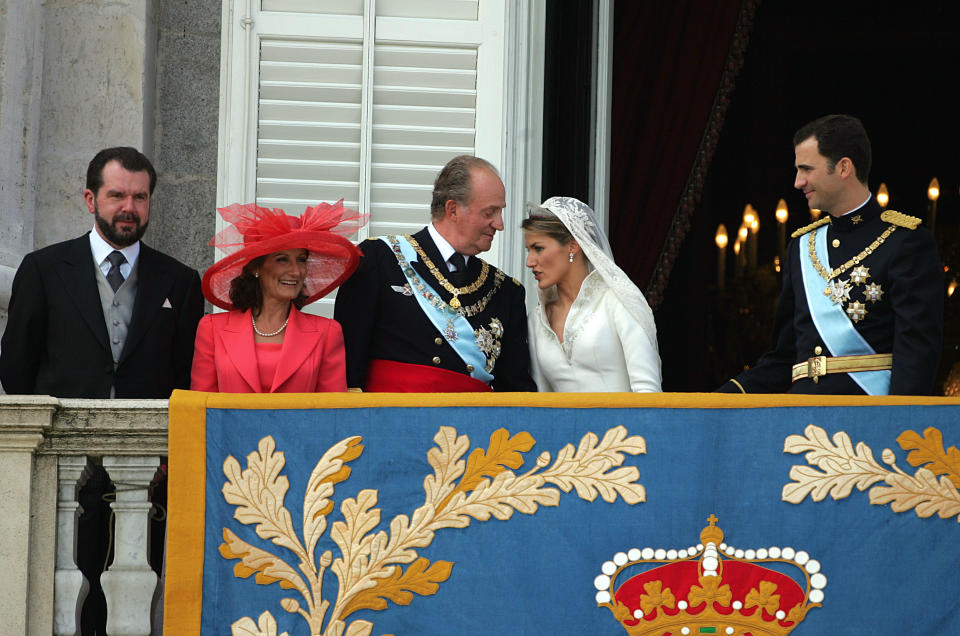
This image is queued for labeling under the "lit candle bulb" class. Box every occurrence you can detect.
[715,224,728,292]
[928,178,940,235]
[775,199,788,266]
[877,183,889,208]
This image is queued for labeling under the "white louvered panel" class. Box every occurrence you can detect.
[258,140,360,163]
[255,39,363,214]
[256,178,360,205]
[261,41,363,65]
[367,204,431,237]
[257,159,358,183]
[374,103,474,128]
[261,0,362,15]
[378,0,478,20]
[368,41,478,238]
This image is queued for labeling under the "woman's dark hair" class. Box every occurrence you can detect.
[228,255,308,312]
[521,208,574,245]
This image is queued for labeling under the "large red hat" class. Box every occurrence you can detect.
[201,200,366,310]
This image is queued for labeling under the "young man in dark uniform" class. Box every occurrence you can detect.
[718,115,942,395]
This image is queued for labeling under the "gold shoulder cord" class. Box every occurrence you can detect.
[880,210,921,229]
[407,235,489,308]
[791,216,831,239]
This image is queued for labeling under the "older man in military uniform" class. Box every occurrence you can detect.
[719,114,942,395]
[334,155,536,392]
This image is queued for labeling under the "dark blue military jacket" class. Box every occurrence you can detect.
[334,227,536,392]
[720,198,943,395]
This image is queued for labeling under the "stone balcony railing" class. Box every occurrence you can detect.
[1,396,169,636]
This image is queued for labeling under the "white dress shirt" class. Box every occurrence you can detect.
[89,228,140,280]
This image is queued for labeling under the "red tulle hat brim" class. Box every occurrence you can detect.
[201,200,366,310]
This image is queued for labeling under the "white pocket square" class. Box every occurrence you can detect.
[162,298,173,309]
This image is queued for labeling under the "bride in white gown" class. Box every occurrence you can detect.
[523,197,661,392]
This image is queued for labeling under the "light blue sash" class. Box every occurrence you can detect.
[799,229,890,394]
[383,236,493,384]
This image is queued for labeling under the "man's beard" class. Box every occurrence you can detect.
[95,203,148,247]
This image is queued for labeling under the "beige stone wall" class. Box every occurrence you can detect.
[0,0,221,354]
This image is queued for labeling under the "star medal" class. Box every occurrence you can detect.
[864,282,884,303]
[846,300,867,322]
[849,265,870,285]
[828,278,852,305]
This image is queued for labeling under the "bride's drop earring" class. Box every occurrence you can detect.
[568,252,574,263]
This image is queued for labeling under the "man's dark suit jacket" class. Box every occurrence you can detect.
[334,227,536,392]
[0,233,204,398]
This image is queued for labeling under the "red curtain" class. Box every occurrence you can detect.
[609,0,759,307]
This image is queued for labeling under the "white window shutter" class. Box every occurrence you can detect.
[216,0,505,315]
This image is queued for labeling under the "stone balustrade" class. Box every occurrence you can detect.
[0,396,169,636]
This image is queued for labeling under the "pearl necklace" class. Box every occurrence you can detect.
[252,313,289,337]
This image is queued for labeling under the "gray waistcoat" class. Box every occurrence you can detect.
[96,260,139,366]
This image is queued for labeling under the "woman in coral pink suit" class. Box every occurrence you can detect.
[191,201,364,393]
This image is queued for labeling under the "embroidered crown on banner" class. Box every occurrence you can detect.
[595,515,826,636]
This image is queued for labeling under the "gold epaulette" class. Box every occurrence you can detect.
[512,277,522,287]
[365,236,379,241]
[881,210,921,229]
[791,216,831,239]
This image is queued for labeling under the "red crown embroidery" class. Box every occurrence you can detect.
[595,515,826,635]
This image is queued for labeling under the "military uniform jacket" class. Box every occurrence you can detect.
[724,198,942,395]
[334,227,536,391]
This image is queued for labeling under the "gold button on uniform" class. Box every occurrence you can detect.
[434,337,443,346]
[814,346,823,355]
[465,364,474,373]
[432,356,441,365]
[832,239,840,248]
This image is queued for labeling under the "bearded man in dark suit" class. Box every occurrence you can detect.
[0,146,204,398]
[335,155,536,392]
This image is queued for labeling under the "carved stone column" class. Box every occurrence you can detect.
[53,456,92,635]
[101,456,162,636]
[0,396,57,635]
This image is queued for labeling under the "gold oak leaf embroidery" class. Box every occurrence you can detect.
[688,575,732,608]
[639,580,676,614]
[436,428,535,512]
[897,427,960,485]
[744,580,781,614]
[783,425,960,522]
[340,557,453,617]
[223,426,646,636]
[219,528,308,595]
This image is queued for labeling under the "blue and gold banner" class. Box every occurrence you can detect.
[166,392,960,636]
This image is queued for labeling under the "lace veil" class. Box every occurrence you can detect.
[528,196,659,351]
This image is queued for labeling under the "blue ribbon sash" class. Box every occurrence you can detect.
[383,235,493,384]
[799,228,891,394]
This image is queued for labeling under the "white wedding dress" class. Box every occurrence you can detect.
[529,272,661,392]
[526,197,662,393]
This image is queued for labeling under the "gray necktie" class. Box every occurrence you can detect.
[106,250,126,292]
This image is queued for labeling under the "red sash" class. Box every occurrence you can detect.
[366,359,492,392]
